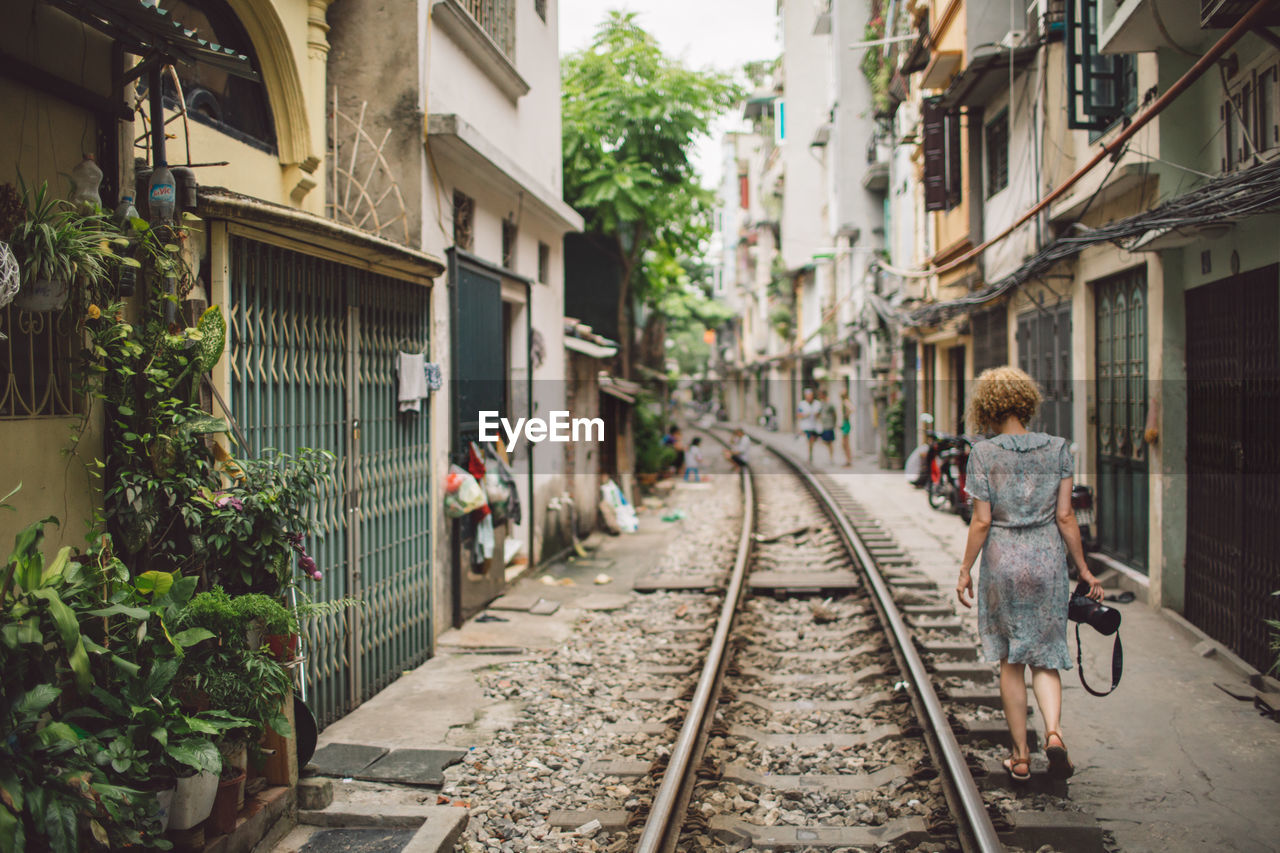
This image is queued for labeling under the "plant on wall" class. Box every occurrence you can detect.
[859,17,893,116]
[78,219,333,596]
[4,180,114,311]
[885,395,905,458]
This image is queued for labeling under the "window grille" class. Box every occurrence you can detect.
[985,110,1009,198]
[0,305,82,418]
[453,190,475,252]
[970,305,1008,376]
[460,0,516,58]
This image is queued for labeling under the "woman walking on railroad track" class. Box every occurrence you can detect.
[954,366,1104,783]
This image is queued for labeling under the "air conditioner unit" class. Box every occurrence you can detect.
[999,30,1026,49]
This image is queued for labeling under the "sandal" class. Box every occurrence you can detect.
[1002,754,1031,782]
[1045,731,1074,779]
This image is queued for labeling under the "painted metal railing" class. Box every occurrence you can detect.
[461,0,515,57]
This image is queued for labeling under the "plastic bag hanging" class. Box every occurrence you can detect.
[444,464,487,518]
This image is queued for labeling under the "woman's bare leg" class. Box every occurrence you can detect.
[1000,660,1029,758]
[1030,666,1063,744]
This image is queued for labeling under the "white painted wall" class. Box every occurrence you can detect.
[979,67,1042,283]
[778,0,831,272]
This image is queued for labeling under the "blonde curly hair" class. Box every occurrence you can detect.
[966,366,1042,433]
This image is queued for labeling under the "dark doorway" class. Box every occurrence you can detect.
[449,254,507,626]
[1185,263,1280,673]
[1094,267,1148,570]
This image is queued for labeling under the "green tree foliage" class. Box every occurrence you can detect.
[562,12,743,370]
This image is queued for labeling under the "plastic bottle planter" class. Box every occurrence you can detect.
[11,274,70,312]
[168,770,219,831]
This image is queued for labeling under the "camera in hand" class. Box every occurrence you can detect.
[1068,581,1121,635]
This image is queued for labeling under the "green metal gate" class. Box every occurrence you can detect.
[227,234,433,728]
[1094,267,1148,571]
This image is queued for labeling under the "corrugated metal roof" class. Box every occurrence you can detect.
[46,0,259,81]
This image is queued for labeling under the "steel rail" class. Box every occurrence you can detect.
[634,435,756,853]
[762,442,1003,853]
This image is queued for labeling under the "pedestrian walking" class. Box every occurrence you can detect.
[818,389,837,463]
[725,428,750,469]
[666,425,686,477]
[839,389,854,467]
[954,366,1104,783]
[684,437,704,482]
[797,388,821,462]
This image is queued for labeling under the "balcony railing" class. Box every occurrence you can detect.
[461,0,515,58]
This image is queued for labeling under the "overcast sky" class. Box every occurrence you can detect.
[558,0,781,187]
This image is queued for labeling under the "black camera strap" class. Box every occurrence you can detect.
[1075,622,1123,697]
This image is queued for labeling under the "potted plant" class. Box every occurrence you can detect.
[208,753,246,835]
[884,397,905,470]
[7,179,111,311]
[231,593,296,661]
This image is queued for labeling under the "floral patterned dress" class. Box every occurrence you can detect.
[964,432,1074,670]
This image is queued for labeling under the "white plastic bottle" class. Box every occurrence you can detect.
[69,154,103,213]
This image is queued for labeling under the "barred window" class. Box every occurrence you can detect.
[460,0,516,57]
[0,305,82,418]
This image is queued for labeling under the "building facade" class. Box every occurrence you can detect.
[874,0,1280,672]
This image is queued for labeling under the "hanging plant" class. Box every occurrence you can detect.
[7,179,112,312]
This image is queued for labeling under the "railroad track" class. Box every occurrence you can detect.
[627,432,1105,853]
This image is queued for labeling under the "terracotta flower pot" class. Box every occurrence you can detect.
[264,632,299,662]
[636,473,659,487]
[209,770,245,835]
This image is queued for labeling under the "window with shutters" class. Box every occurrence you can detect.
[985,110,1009,198]
[1221,60,1280,172]
[923,97,963,212]
[1065,0,1135,132]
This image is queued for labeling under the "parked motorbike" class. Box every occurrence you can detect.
[917,414,978,524]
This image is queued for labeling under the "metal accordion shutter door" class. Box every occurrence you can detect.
[229,236,352,727]
[352,271,433,701]
[229,235,433,728]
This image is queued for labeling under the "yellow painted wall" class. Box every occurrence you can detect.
[0,0,334,555]
[0,3,114,554]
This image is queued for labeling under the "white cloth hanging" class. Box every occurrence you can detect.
[397,352,428,413]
